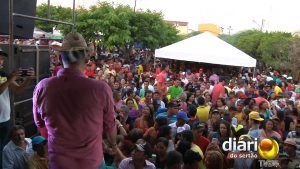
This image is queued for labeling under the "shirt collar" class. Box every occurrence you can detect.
[57,68,86,78]
[129,158,152,167]
[11,139,30,150]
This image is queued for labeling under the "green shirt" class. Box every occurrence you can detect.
[168,86,183,100]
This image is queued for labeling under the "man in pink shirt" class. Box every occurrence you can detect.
[254,90,270,107]
[33,33,117,169]
[211,77,226,105]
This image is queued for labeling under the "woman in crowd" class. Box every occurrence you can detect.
[186,92,196,107]
[134,105,154,133]
[260,119,282,141]
[126,98,140,130]
[154,137,169,169]
[215,98,228,116]
[259,101,272,120]
[218,120,232,145]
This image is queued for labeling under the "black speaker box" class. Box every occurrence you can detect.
[0,0,37,39]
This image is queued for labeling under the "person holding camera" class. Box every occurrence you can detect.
[0,48,35,168]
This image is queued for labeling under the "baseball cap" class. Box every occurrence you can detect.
[284,91,293,96]
[234,124,244,133]
[177,111,189,121]
[249,111,264,121]
[239,93,248,99]
[32,136,46,145]
[0,48,8,57]
[192,122,205,130]
[212,109,220,114]
[284,138,297,148]
[135,143,152,158]
[239,134,252,141]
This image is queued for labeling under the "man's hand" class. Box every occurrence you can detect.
[22,67,35,80]
[8,70,20,83]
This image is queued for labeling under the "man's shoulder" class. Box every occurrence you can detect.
[169,122,176,127]
[145,160,155,168]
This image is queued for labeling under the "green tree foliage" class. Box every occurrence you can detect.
[35,2,180,50]
[221,30,299,77]
[35,4,73,32]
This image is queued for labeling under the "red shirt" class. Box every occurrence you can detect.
[84,69,95,78]
[193,136,210,153]
[211,83,225,105]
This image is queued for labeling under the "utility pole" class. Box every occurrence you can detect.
[253,19,265,31]
[134,0,137,12]
[227,26,233,35]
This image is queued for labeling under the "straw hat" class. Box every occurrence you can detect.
[60,32,87,51]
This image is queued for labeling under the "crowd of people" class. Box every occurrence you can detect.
[1,32,300,169]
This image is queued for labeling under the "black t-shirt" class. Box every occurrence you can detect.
[0,70,8,83]
[155,155,166,169]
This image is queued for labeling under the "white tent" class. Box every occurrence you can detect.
[155,32,257,67]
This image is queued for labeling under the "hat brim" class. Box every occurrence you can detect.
[59,47,87,51]
[284,142,297,148]
[135,144,145,152]
[252,117,264,121]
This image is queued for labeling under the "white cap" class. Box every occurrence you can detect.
[266,77,273,82]
[287,76,293,80]
[282,74,287,78]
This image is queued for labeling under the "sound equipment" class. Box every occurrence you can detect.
[0,0,37,39]
[0,44,50,137]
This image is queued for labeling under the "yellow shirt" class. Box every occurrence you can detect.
[137,64,143,75]
[191,144,206,169]
[234,112,244,124]
[196,105,210,123]
[274,86,282,95]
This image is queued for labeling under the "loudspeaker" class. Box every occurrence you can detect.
[0,0,37,39]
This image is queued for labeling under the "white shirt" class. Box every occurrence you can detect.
[233,86,246,94]
[2,138,33,169]
[0,72,10,123]
[169,122,191,138]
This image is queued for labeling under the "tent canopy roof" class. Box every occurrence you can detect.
[155,32,256,67]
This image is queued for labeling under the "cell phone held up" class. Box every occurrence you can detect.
[19,69,30,77]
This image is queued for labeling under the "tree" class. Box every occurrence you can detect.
[35,4,73,32]
[257,32,292,69]
[35,2,180,53]
[286,37,300,79]
[74,2,179,50]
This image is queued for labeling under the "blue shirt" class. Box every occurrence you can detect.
[248,126,260,139]
[2,138,33,169]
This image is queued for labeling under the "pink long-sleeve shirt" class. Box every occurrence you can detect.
[33,68,116,169]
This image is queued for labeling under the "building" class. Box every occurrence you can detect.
[165,20,192,35]
[198,23,222,36]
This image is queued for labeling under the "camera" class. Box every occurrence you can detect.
[20,69,30,77]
